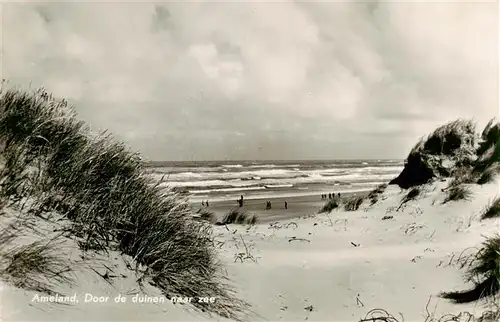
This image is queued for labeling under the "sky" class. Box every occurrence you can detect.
[1,1,498,161]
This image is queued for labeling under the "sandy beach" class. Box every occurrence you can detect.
[191,190,370,223]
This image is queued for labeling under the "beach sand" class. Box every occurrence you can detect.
[2,179,499,321]
[191,190,370,223]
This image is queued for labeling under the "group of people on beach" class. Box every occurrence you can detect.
[322,192,341,200]
[265,200,287,210]
[236,195,288,211]
[204,192,333,211]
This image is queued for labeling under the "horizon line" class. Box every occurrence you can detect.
[144,158,405,163]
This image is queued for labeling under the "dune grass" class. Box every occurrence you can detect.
[477,164,500,185]
[0,86,249,320]
[477,118,500,158]
[319,199,339,213]
[0,239,74,295]
[441,235,500,304]
[481,197,500,220]
[195,208,218,224]
[217,208,258,225]
[367,183,387,206]
[442,184,473,204]
[401,186,421,204]
[344,195,365,211]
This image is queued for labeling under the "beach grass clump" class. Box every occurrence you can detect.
[477,164,500,185]
[0,239,74,295]
[0,86,250,320]
[481,197,500,220]
[218,208,258,225]
[367,184,387,206]
[319,199,339,213]
[443,184,473,204]
[195,208,217,224]
[343,195,365,211]
[401,186,421,205]
[441,235,500,303]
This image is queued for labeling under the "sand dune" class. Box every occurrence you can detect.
[2,179,499,321]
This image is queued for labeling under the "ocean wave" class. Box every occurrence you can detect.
[221,164,243,168]
[158,172,397,191]
[189,186,266,194]
[154,166,403,183]
[264,184,294,188]
[247,164,301,169]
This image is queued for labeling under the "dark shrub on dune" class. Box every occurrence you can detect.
[0,86,249,320]
[470,119,500,184]
[477,118,500,158]
[391,118,500,189]
[390,119,478,189]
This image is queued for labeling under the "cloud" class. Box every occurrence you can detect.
[1,1,497,160]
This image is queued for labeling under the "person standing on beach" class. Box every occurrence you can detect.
[206,200,209,207]
[285,201,288,209]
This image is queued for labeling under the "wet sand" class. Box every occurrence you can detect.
[191,190,371,223]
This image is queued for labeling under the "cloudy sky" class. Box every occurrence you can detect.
[1,1,498,161]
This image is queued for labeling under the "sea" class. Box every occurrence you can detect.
[146,160,404,203]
